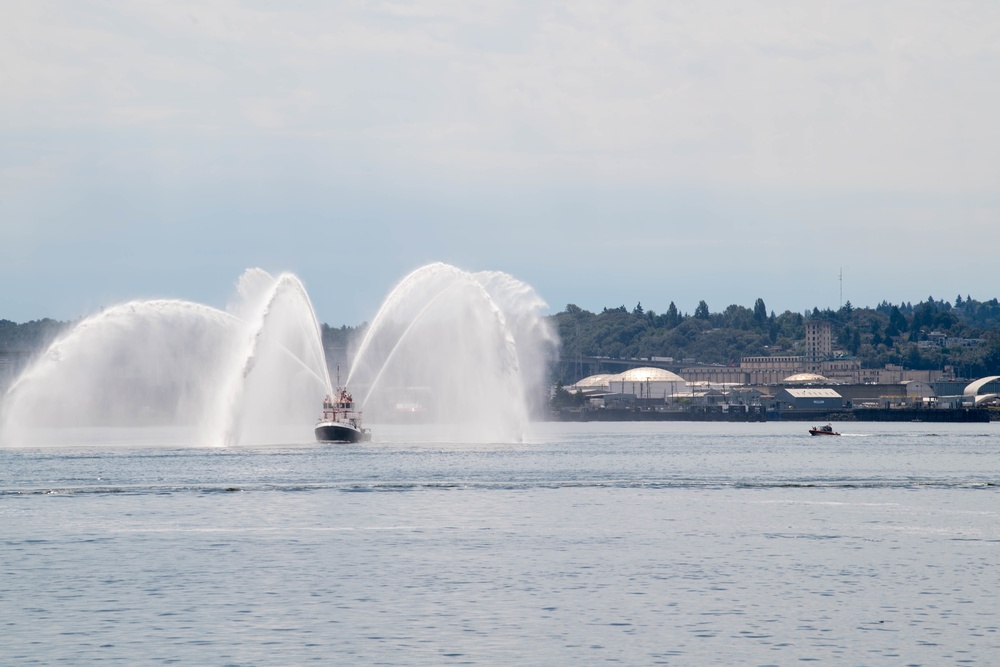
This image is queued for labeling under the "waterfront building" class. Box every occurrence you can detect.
[680,365,748,385]
[774,387,844,411]
[740,356,802,385]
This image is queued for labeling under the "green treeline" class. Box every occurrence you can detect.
[5,295,1000,379]
[551,296,1000,378]
[0,319,69,351]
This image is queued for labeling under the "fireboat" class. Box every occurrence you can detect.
[315,388,372,443]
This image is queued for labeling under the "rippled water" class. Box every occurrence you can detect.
[2,422,998,665]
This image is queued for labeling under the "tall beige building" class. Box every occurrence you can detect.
[804,319,832,372]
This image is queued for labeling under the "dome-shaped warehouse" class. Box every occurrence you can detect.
[782,372,829,384]
[614,367,686,383]
[609,367,686,399]
[569,374,614,393]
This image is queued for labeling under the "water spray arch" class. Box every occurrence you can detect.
[358,275,521,409]
[0,263,557,447]
[346,262,556,441]
[346,262,459,388]
[214,271,334,445]
[0,271,334,447]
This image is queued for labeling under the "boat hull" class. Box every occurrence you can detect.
[315,422,371,443]
[809,429,840,436]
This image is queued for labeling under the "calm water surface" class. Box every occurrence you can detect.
[2,422,998,665]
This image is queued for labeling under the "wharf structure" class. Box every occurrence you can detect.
[555,316,998,422]
[558,368,996,422]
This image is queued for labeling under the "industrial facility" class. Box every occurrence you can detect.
[560,365,998,422]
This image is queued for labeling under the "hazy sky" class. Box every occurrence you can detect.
[3,1,998,325]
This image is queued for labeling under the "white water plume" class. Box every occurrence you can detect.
[347,262,558,442]
[0,270,332,447]
[212,271,333,446]
[0,263,558,447]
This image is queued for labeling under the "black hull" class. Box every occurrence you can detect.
[315,423,370,443]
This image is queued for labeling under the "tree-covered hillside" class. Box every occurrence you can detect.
[551,296,1000,378]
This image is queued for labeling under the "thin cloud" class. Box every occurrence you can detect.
[1,1,998,323]
[4,1,998,191]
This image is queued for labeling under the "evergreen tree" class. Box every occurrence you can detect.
[753,298,767,325]
[887,305,906,337]
[665,301,680,328]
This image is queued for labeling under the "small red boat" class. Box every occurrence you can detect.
[809,424,840,436]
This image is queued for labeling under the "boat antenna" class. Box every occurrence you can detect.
[336,364,341,388]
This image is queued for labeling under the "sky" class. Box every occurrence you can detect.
[2,0,999,326]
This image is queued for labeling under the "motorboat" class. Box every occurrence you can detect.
[809,423,840,436]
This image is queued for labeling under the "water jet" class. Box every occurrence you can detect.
[0,270,332,447]
[0,263,557,446]
[347,263,557,441]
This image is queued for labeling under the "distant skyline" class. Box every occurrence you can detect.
[3,1,998,326]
